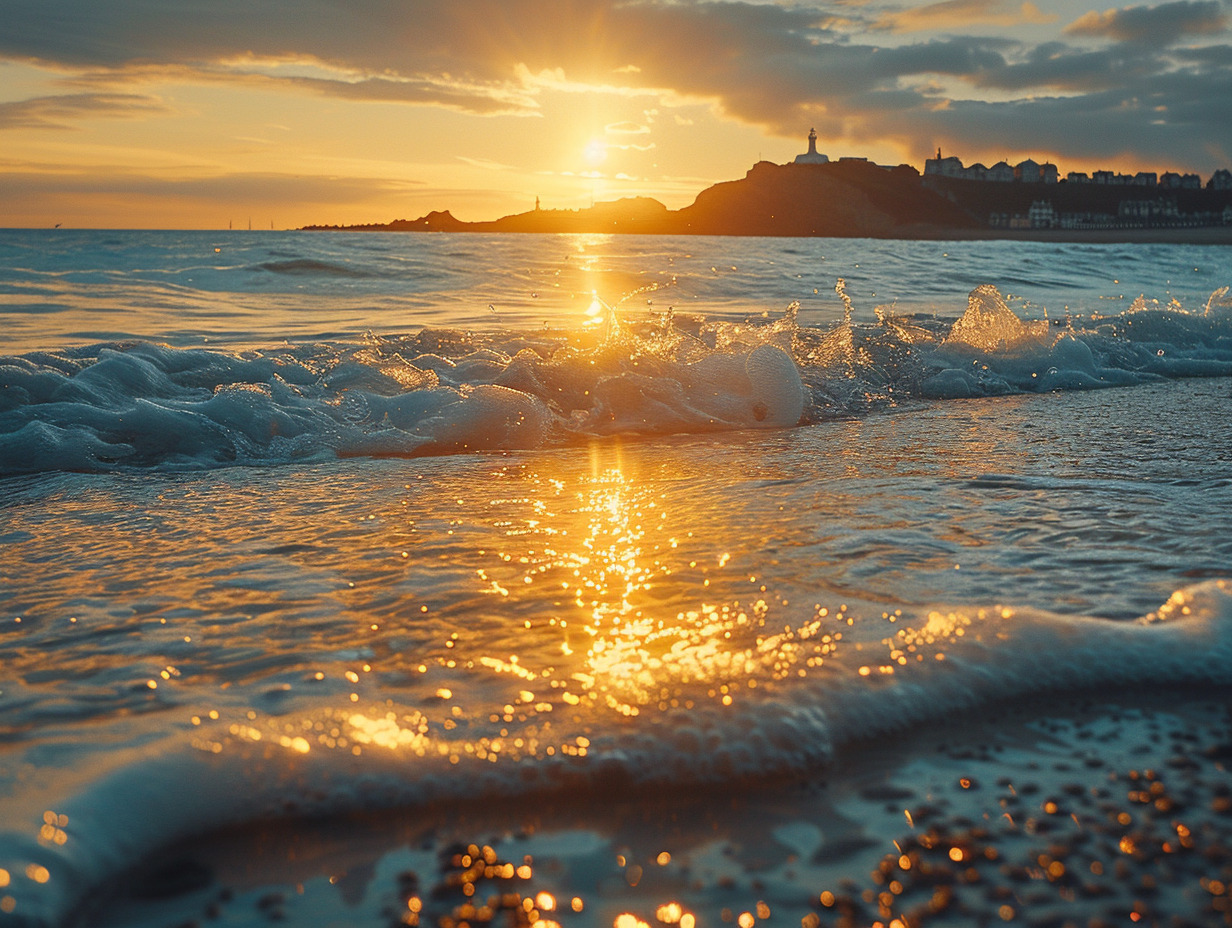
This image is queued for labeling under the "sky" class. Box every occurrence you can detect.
[1,0,1230,228]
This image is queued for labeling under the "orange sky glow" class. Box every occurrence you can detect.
[1,0,1230,229]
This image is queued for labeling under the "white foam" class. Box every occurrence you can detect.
[2,285,1231,474]
[2,581,1230,927]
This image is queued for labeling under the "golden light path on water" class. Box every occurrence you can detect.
[144,443,913,928]
[195,439,991,786]
[5,385,1229,928]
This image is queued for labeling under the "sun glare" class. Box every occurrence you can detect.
[584,291,607,327]
[584,138,608,166]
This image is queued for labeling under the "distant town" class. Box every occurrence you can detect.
[919,148,1232,231]
[305,130,1232,241]
[787,125,1232,231]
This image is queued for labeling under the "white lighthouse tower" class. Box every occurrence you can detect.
[793,128,829,164]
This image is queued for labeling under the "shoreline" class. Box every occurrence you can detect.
[300,159,1232,244]
[5,226,1230,244]
[299,225,1232,245]
[907,226,1232,245]
[92,687,1232,928]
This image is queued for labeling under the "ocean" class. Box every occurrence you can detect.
[1,229,1231,928]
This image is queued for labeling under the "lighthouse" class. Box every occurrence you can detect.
[793,128,829,165]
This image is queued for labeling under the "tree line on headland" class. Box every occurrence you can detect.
[302,159,1232,243]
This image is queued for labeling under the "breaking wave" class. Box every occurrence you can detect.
[3,578,1231,928]
[1,283,1230,475]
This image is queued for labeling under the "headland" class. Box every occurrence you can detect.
[304,144,1232,243]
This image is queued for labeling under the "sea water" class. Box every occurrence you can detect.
[1,230,1231,927]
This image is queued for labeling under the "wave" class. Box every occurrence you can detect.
[1,579,1229,927]
[1,284,1230,475]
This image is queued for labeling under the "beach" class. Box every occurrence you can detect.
[2,230,1231,928]
[92,690,1232,928]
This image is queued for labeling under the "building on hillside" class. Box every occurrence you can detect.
[1132,172,1157,187]
[988,161,1015,182]
[926,151,1059,183]
[1067,171,1090,184]
[1014,159,1058,183]
[1160,172,1202,189]
[1210,169,1232,190]
[924,149,965,177]
[793,128,829,164]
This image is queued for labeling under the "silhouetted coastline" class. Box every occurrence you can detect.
[304,159,1232,243]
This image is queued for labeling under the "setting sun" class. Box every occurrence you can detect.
[3,0,1228,228]
[3,7,1232,928]
[584,138,609,167]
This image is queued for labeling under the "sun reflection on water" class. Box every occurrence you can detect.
[173,442,994,776]
[466,448,868,722]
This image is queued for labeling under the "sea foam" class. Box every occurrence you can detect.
[1,580,1229,928]
[1,285,1230,475]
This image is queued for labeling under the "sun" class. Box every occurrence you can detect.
[584,138,608,167]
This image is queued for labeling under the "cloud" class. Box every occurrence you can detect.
[0,166,418,201]
[0,92,170,129]
[278,74,537,115]
[605,122,650,135]
[968,41,1156,92]
[1172,41,1232,65]
[858,64,1232,169]
[456,155,515,171]
[0,0,1230,177]
[875,0,1056,34]
[1065,0,1229,45]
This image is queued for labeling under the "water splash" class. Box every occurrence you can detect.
[1206,285,1231,316]
[944,283,1050,352]
[2,283,1232,473]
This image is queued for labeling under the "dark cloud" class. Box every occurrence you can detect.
[969,41,1157,91]
[1065,0,1229,45]
[1172,41,1232,64]
[863,67,1232,169]
[0,1,835,89]
[0,0,1229,173]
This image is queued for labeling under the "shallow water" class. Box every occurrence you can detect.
[1,231,1231,926]
[2,230,1228,351]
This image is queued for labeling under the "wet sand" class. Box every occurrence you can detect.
[90,688,1232,928]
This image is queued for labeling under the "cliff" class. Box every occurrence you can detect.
[672,160,977,236]
[302,160,1232,240]
[303,161,981,237]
